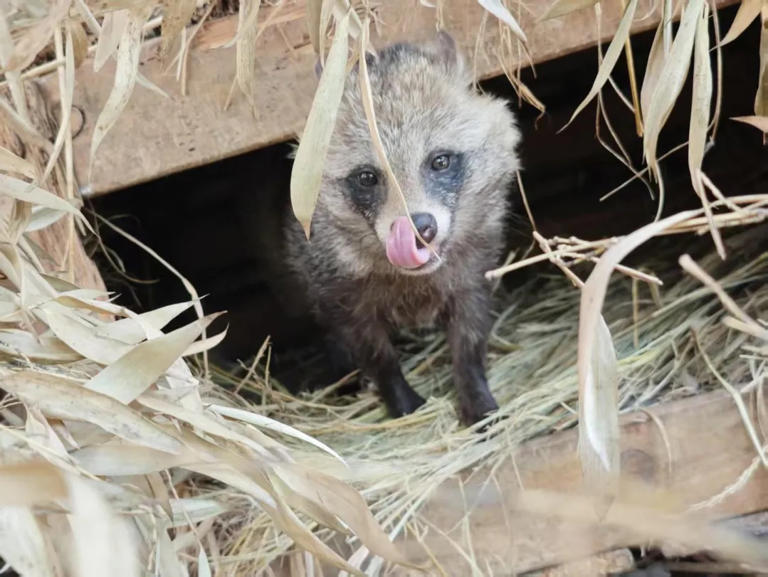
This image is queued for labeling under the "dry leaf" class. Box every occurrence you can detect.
[564,0,639,127]
[0,462,67,506]
[95,301,196,344]
[274,463,420,569]
[0,329,79,362]
[720,0,761,46]
[84,315,217,404]
[94,9,130,72]
[477,0,527,43]
[0,174,86,225]
[643,0,704,176]
[578,314,620,493]
[307,0,325,54]
[68,20,89,68]
[640,23,666,126]
[539,0,598,21]
[577,210,700,494]
[290,11,351,238]
[43,306,132,365]
[90,8,147,177]
[0,507,56,577]
[755,7,768,116]
[210,404,347,465]
[0,146,36,179]
[65,476,141,577]
[161,0,197,62]
[1,370,184,454]
[5,0,70,71]
[73,442,198,476]
[732,114,768,132]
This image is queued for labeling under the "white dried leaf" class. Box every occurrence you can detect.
[565,0,639,126]
[95,300,196,344]
[94,9,130,72]
[1,370,184,454]
[0,146,35,178]
[478,0,527,42]
[643,0,705,175]
[90,8,147,177]
[720,0,761,46]
[84,315,216,404]
[290,11,351,238]
[732,115,768,132]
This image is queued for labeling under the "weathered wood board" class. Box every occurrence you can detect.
[385,389,768,576]
[40,0,736,196]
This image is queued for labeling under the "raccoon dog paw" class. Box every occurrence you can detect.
[458,389,500,428]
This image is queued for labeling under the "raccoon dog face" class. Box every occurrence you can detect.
[316,31,521,277]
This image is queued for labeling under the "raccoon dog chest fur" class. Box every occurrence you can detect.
[284,31,521,425]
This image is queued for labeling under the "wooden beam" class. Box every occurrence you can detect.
[389,390,768,576]
[40,0,737,196]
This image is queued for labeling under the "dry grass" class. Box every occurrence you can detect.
[1,0,768,575]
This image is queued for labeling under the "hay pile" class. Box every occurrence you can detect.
[208,225,768,573]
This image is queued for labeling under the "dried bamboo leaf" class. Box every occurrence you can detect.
[5,0,70,72]
[96,300,196,344]
[26,207,67,232]
[68,20,89,68]
[755,7,768,116]
[160,0,197,62]
[0,462,67,506]
[640,22,666,125]
[138,394,278,460]
[235,0,262,112]
[732,114,768,132]
[0,329,79,362]
[210,404,347,465]
[307,0,325,54]
[274,463,420,569]
[94,9,130,72]
[89,8,147,177]
[578,209,699,493]
[0,371,184,454]
[0,146,35,178]
[564,0,639,128]
[73,443,198,476]
[84,315,217,404]
[182,327,227,356]
[643,0,704,176]
[478,0,527,42]
[66,476,141,577]
[689,5,723,259]
[42,306,132,364]
[720,0,761,46]
[0,507,56,577]
[539,0,597,22]
[290,11,351,238]
[39,23,75,186]
[0,174,85,224]
[578,314,620,493]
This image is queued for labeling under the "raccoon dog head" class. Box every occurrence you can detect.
[315,31,521,276]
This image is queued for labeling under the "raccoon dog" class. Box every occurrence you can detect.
[284,31,521,425]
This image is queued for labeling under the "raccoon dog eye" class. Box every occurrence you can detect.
[357,170,378,187]
[430,154,451,171]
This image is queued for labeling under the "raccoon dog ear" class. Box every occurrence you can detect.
[432,30,466,77]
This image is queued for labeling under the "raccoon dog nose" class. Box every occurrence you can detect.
[411,212,438,247]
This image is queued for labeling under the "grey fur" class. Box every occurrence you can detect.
[283,32,521,425]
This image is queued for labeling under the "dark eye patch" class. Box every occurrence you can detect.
[422,151,465,207]
[344,165,384,219]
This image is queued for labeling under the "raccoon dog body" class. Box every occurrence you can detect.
[284,32,521,425]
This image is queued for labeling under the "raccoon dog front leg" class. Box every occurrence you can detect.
[447,288,499,425]
[334,322,426,418]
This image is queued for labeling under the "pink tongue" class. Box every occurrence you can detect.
[386,216,431,269]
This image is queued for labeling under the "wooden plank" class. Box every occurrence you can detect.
[388,390,768,576]
[40,0,737,196]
